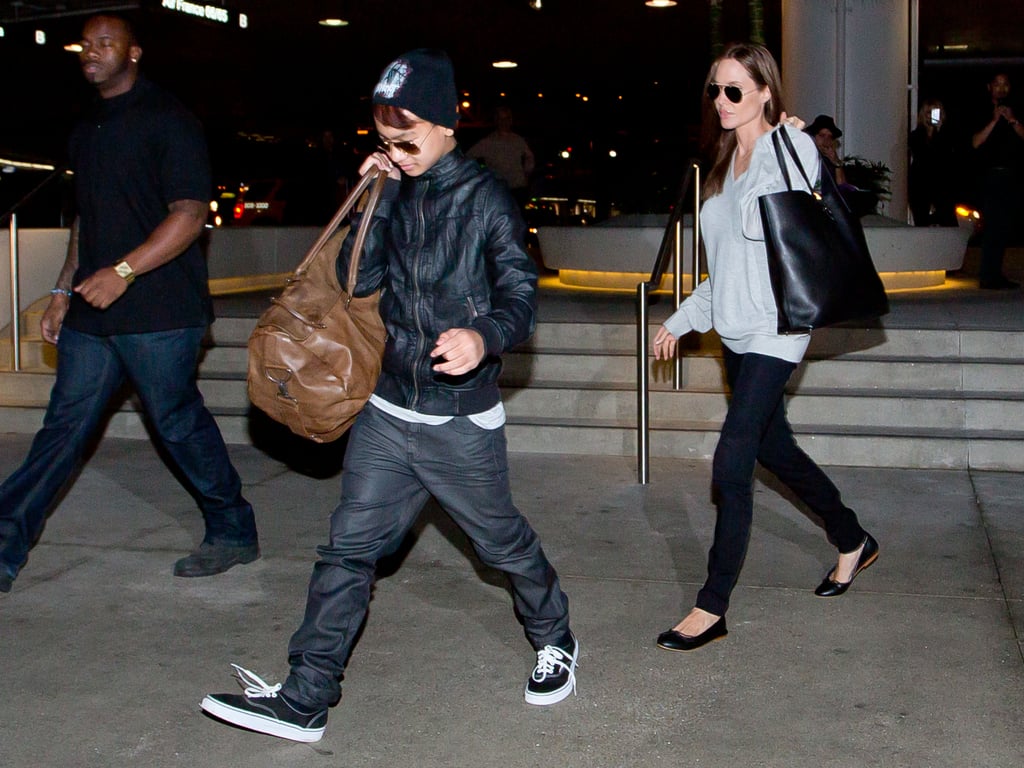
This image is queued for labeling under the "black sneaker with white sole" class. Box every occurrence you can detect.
[201,664,327,742]
[524,632,579,705]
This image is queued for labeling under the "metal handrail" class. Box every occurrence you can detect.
[636,160,703,484]
[4,166,69,371]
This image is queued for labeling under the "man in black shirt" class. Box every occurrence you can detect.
[0,14,259,594]
[971,72,1024,289]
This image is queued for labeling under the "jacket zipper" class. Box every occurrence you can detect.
[411,180,428,410]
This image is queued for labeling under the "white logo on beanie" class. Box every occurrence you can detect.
[375,60,410,99]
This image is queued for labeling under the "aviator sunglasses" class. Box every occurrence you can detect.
[378,125,437,156]
[706,83,758,104]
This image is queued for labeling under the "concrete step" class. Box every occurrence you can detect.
[3,313,1024,471]
[199,315,1024,363]
[503,385,1024,432]
[504,421,1022,472]
[520,322,1024,362]
[503,350,1024,393]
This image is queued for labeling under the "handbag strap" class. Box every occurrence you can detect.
[771,128,816,193]
[344,170,388,296]
[291,168,390,292]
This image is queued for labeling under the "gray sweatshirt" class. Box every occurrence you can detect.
[663,124,820,364]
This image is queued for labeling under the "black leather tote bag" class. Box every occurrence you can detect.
[758,128,889,334]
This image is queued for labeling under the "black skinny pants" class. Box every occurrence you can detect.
[695,348,866,617]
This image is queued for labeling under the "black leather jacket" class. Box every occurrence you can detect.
[338,148,537,416]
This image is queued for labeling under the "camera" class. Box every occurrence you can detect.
[929,107,941,125]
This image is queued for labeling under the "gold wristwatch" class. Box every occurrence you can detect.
[113,260,135,285]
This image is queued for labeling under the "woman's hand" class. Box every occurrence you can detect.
[358,152,401,180]
[779,112,805,131]
[652,325,678,360]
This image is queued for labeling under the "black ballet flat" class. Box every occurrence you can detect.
[656,616,728,652]
[814,533,879,597]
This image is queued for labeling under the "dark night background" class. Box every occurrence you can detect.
[1,1,1022,223]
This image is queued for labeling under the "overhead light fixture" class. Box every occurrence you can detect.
[64,42,83,53]
[645,1,677,7]
[492,60,518,69]
[318,18,349,27]
[529,0,542,9]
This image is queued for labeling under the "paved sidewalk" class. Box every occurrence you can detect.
[0,433,1021,768]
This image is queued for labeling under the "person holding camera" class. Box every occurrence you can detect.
[971,73,1024,289]
[909,99,958,227]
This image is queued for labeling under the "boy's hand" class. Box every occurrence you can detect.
[431,328,485,375]
[359,152,401,180]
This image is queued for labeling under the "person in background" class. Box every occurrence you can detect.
[651,43,878,653]
[909,99,958,227]
[467,105,536,209]
[201,49,577,743]
[970,72,1023,289]
[0,14,259,595]
[804,114,847,185]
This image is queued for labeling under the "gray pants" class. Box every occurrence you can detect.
[282,404,571,708]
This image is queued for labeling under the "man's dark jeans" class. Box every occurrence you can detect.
[695,348,865,617]
[0,326,257,579]
[282,404,571,709]
[978,168,1021,284]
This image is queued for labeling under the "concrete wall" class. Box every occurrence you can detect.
[0,228,70,324]
[202,226,321,280]
[782,0,910,220]
[1,225,322,325]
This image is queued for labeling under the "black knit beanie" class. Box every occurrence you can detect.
[372,49,459,129]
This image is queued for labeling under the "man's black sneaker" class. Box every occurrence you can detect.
[525,632,579,705]
[979,276,1020,290]
[174,542,259,577]
[201,664,327,742]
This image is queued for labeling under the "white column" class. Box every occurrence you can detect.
[782,0,910,219]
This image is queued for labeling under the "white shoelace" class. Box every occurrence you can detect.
[231,663,282,699]
[532,645,577,693]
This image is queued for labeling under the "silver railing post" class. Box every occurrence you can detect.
[692,163,702,297]
[672,217,684,389]
[637,280,651,484]
[636,161,702,484]
[8,213,21,371]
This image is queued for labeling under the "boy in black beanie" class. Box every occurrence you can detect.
[201,49,578,743]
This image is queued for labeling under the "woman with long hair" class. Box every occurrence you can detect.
[652,43,878,652]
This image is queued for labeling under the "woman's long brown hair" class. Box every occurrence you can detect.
[701,43,786,198]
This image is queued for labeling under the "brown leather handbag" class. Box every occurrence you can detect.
[246,169,389,442]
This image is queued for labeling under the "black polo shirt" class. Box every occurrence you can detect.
[974,99,1024,173]
[65,76,213,335]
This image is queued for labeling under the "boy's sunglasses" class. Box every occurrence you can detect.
[706,83,756,104]
[377,125,436,156]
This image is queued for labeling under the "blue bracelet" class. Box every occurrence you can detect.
[50,288,73,297]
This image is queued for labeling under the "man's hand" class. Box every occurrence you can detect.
[74,266,129,310]
[40,295,71,344]
[431,328,486,376]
